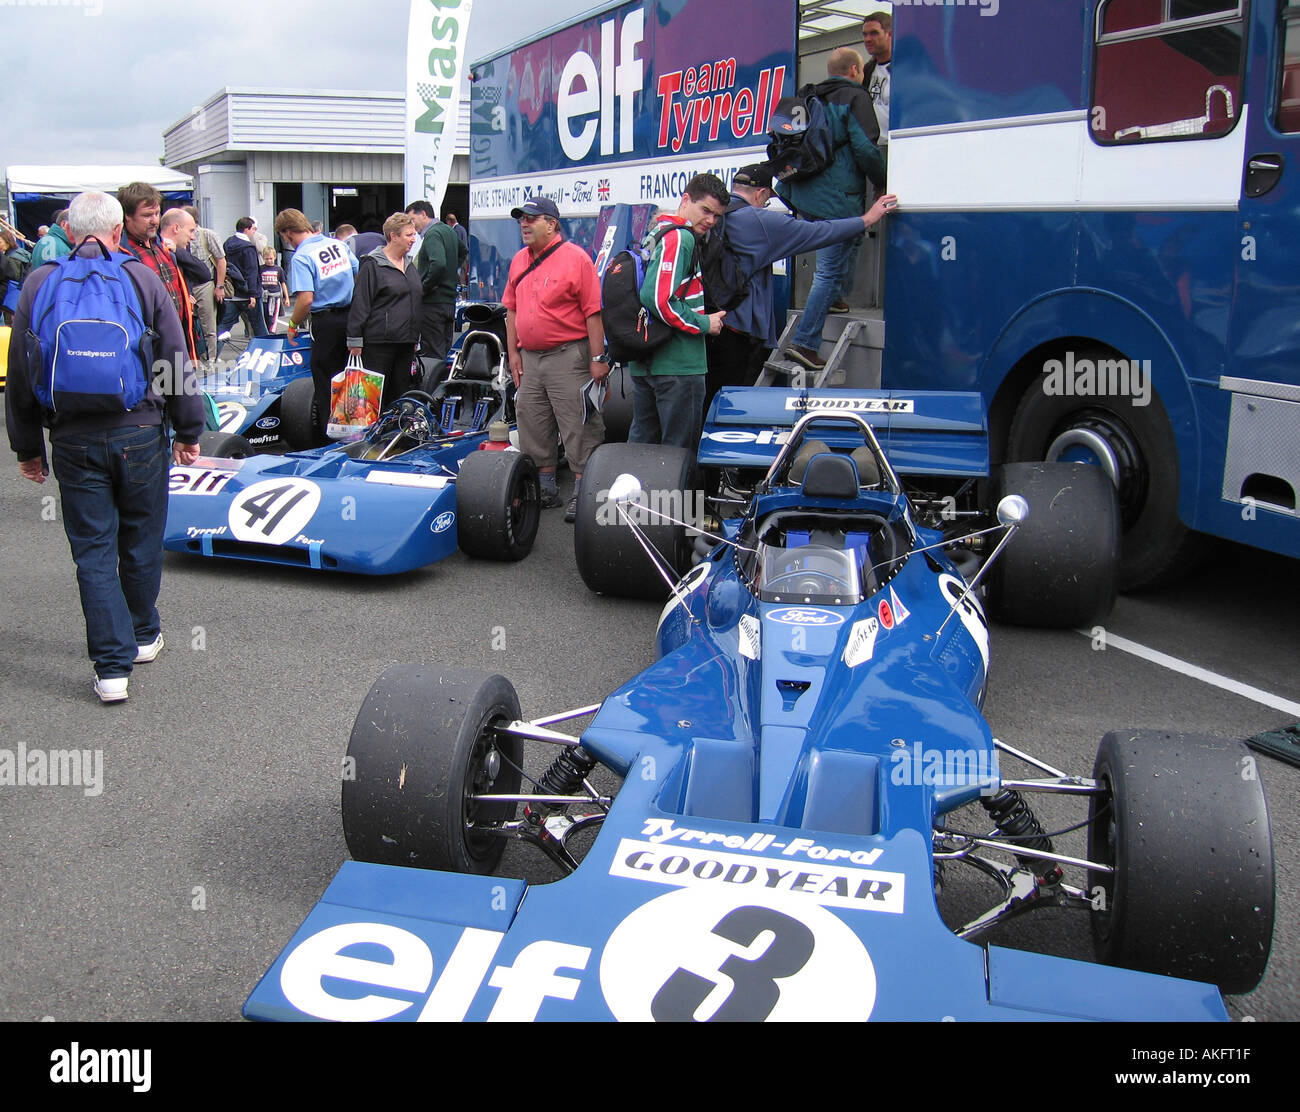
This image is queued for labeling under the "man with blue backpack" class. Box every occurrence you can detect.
[5,190,204,704]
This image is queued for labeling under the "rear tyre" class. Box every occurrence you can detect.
[279,376,318,450]
[456,450,540,560]
[1088,730,1274,994]
[342,665,523,874]
[197,430,255,459]
[1007,372,1203,589]
[601,364,634,443]
[983,461,1118,628]
[574,442,696,599]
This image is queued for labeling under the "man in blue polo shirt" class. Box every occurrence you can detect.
[274,207,359,443]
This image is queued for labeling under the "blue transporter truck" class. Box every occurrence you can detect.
[469,0,1300,586]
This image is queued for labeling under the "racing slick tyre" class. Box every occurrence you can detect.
[983,461,1118,628]
[197,430,255,459]
[279,376,319,450]
[1006,370,1205,590]
[1088,730,1274,995]
[456,450,541,560]
[343,665,524,874]
[574,442,696,600]
[600,364,634,443]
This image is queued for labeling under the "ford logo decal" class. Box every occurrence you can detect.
[431,511,455,534]
[766,607,846,627]
[255,416,280,430]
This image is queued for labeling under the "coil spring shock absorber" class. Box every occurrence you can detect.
[531,746,598,815]
[980,788,1062,885]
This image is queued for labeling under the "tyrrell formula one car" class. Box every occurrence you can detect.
[165,326,539,573]
[195,334,315,454]
[243,389,1273,1021]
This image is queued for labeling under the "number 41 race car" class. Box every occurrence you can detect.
[243,388,1273,1021]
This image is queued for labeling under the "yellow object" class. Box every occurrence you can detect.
[0,324,10,389]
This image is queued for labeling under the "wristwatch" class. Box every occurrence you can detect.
[591,354,610,363]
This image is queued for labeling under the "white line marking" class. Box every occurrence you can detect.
[1078,629,1300,717]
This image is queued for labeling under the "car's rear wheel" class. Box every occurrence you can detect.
[601,364,634,443]
[279,376,319,450]
[456,449,540,560]
[197,430,255,459]
[983,461,1118,628]
[1088,730,1274,995]
[342,665,523,874]
[574,442,696,599]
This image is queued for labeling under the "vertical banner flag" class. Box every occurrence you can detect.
[406,0,474,212]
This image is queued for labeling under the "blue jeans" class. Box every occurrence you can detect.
[218,295,270,338]
[51,425,169,678]
[628,374,707,451]
[793,233,864,350]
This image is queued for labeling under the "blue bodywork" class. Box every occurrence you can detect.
[243,387,1229,1020]
[199,334,313,447]
[166,379,509,574]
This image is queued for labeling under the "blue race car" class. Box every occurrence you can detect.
[167,327,539,572]
[195,334,316,454]
[242,389,1273,1020]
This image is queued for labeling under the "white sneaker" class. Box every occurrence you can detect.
[135,633,164,663]
[94,676,129,703]
[217,330,232,342]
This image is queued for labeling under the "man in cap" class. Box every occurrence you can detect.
[503,197,607,520]
[707,163,897,404]
[410,199,467,377]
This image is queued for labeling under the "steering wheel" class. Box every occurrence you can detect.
[765,569,856,596]
[384,394,440,439]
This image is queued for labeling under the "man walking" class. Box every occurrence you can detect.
[628,174,729,450]
[406,199,466,378]
[276,207,359,443]
[6,191,203,703]
[775,48,885,371]
[503,197,607,521]
[218,217,269,342]
[706,164,897,405]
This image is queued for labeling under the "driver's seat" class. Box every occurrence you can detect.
[431,334,505,432]
[801,453,861,500]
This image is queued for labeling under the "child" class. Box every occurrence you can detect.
[259,247,289,333]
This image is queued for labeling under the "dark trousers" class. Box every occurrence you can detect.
[310,307,350,441]
[705,327,771,413]
[360,342,418,412]
[218,295,270,339]
[51,424,168,678]
[419,300,455,372]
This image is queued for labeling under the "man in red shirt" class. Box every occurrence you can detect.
[503,197,608,522]
[116,182,196,361]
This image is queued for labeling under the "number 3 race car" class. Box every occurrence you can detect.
[165,324,540,573]
[243,388,1273,1021]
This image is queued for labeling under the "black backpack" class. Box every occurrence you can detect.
[766,83,843,184]
[696,199,753,313]
[601,225,681,363]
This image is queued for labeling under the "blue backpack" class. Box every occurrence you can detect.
[26,238,156,414]
[766,84,842,183]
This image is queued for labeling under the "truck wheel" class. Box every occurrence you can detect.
[279,376,319,449]
[574,442,696,599]
[1007,373,1202,589]
[983,461,1118,628]
[601,364,634,443]
[456,450,540,560]
[197,430,255,458]
[1088,730,1274,995]
[342,665,523,874]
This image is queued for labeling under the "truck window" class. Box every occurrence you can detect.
[1278,2,1300,131]
[1091,0,1246,143]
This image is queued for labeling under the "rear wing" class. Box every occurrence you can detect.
[700,388,989,478]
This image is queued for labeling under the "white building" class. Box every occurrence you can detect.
[162,86,470,240]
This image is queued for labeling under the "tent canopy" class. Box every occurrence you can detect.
[5,164,194,197]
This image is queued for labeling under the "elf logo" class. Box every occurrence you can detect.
[557,8,645,160]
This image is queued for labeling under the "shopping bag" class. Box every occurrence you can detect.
[327,353,385,439]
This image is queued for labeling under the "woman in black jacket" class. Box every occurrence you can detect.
[346,212,423,411]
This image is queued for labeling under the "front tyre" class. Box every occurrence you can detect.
[1088,730,1274,995]
[197,430,255,459]
[456,450,540,560]
[342,665,524,874]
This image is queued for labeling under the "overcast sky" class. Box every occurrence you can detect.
[0,0,602,169]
